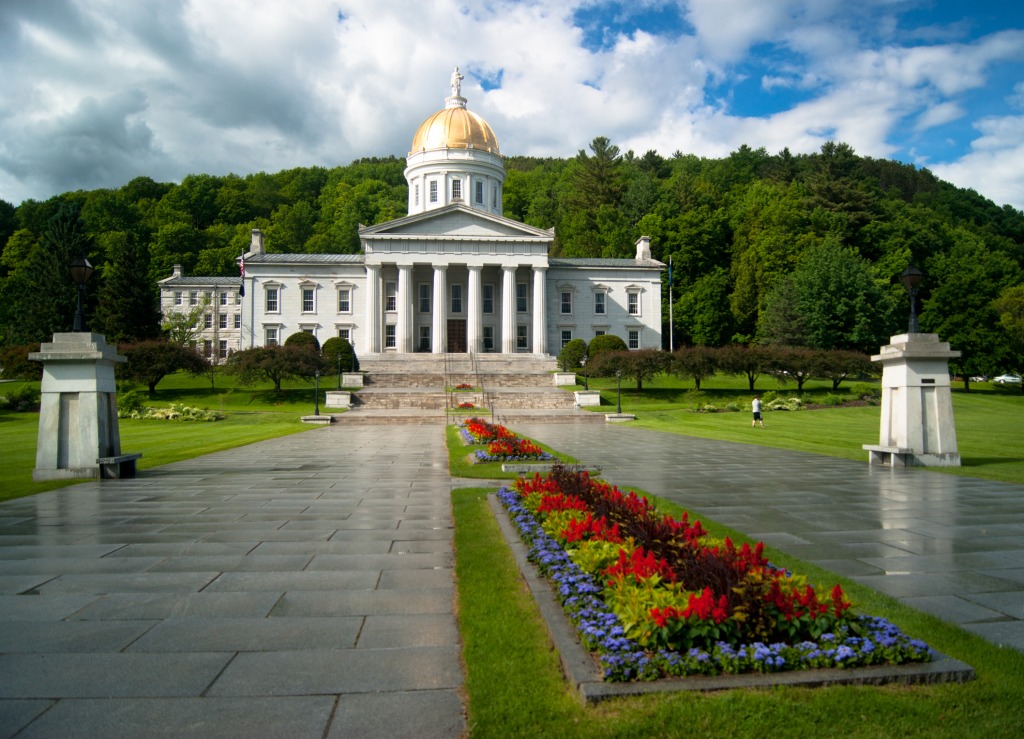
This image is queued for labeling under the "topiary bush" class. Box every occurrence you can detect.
[322,336,359,373]
[587,334,627,361]
[284,331,320,351]
[557,338,588,371]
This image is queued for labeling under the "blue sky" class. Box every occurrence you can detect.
[1,0,1022,210]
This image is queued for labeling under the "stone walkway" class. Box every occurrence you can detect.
[0,425,464,738]
[517,423,1024,653]
[4,419,1024,736]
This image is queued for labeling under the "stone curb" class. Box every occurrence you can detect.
[487,494,976,704]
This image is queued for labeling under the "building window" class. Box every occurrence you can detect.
[595,330,606,336]
[220,292,228,306]
[628,292,640,315]
[265,287,279,313]
[594,292,606,315]
[419,326,431,351]
[203,340,212,357]
[516,325,528,350]
[429,181,438,203]
[174,291,183,306]
[483,284,494,314]
[629,329,639,349]
[235,292,241,306]
[451,284,463,313]
[385,324,396,349]
[302,287,315,313]
[561,329,572,348]
[204,314,212,329]
[385,282,397,312]
[483,325,494,351]
[492,185,498,208]
[414,183,420,206]
[219,314,228,329]
[189,291,199,306]
[517,283,528,313]
[218,340,228,359]
[419,283,431,313]
[561,291,572,315]
[234,314,241,329]
[265,328,278,346]
[452,179,462,201]
[475,181,484,204]
[338,288,351,313]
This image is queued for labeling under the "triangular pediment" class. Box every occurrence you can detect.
[360,204,552,241]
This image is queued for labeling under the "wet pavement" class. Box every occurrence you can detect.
[3,420,1023,736]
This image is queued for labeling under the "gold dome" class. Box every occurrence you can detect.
[410,106,500,155]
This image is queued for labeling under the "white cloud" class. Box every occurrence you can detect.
[931,116,1024,209]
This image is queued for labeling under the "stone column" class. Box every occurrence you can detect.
[501,265,517,354]
[397,264,412,353]
[30,333,125,480]
[532,265,547,355]
[364,264,380,355]
[467,265,482,354]
[432,265,447,353]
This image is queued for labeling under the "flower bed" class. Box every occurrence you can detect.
[458,402,476,409]
[498,467,931,682]
[461,418,554,462]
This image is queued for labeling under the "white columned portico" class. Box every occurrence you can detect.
[532,266,547,355]
[364,264,381,354]
[432,265,448,353]
[397,264,412,353]
[467,265,482,354]
[501,265,517,354]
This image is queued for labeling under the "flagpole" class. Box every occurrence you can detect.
[668,255,674,353]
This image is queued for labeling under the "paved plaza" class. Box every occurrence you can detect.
[2,420,1024,736]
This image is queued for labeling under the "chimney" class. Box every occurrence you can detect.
[172,264,183,278]
[250,228,265,254]
[635,235,651,261]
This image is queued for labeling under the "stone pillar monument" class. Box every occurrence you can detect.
[30,333,127,480]
[863,333,961,467]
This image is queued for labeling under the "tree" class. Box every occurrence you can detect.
[616,349,668,391]
[557,338,587,371]
[226,345,311,391]
[992,284,1024,393]
[284,331,320,351]
[817,350,874,391]
[0,343,43,380]
[717,344,775,391]
[161,295,211,346]
[674,268,734,346]
[670,345,719,390]
[771,347,827,392]
[920,233,1022,390]
[119,340,208,394]
[92,232,162,343]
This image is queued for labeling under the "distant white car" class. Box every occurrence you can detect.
[994,374,1022,384]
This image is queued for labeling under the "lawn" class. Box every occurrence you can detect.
[575,373,1024,485]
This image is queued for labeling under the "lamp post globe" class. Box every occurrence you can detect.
[901,264,924,334]
[69,257,94,333]
[582,356,588,391]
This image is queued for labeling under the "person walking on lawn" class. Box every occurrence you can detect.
[752,396,765,428]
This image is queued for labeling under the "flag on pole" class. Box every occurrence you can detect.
[239,256,246,297]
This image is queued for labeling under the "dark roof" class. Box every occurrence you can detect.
[161,277,245,287]
[243,253,364,264]
[549,258,665,269]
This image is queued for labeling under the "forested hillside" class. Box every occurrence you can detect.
[1,139,1022,377]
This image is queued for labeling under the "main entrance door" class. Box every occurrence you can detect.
[447,319,467,353]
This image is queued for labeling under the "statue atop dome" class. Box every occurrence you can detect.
[450,66,464,97]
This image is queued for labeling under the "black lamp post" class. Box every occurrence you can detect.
[336,352,342,390]
[70,256,94,333]
[314,370,321,416]
[615,369,622,414]
[582,356,589,391]
[901,264,924,334]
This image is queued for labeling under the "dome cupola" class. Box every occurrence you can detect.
[404,67,505,216]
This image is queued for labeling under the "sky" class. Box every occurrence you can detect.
[1,0,1023,211]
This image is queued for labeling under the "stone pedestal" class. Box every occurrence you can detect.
[574,390,601,407]
[553,372,576,386]
[324,391,351,409]
[30,333,126,481]
[863,333,960,467]
[342,372,364,388]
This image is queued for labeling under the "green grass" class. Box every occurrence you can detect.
[453,482,1024,738]
[575,373,1024,485]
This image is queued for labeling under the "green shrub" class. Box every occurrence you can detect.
[588,334,627,361]
[557,338,588,371]
[284,331,320,351]
[851,382,880,399]
[684,388,706,409]
[117,390,148,416]
[760,390,778,404]
[0,384,40,412]
[822,393,844,407]
[322,336,359,372]
[725,402,741,412]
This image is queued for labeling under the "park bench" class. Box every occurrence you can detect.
[97,453,142,479]
[863,445,912,467]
